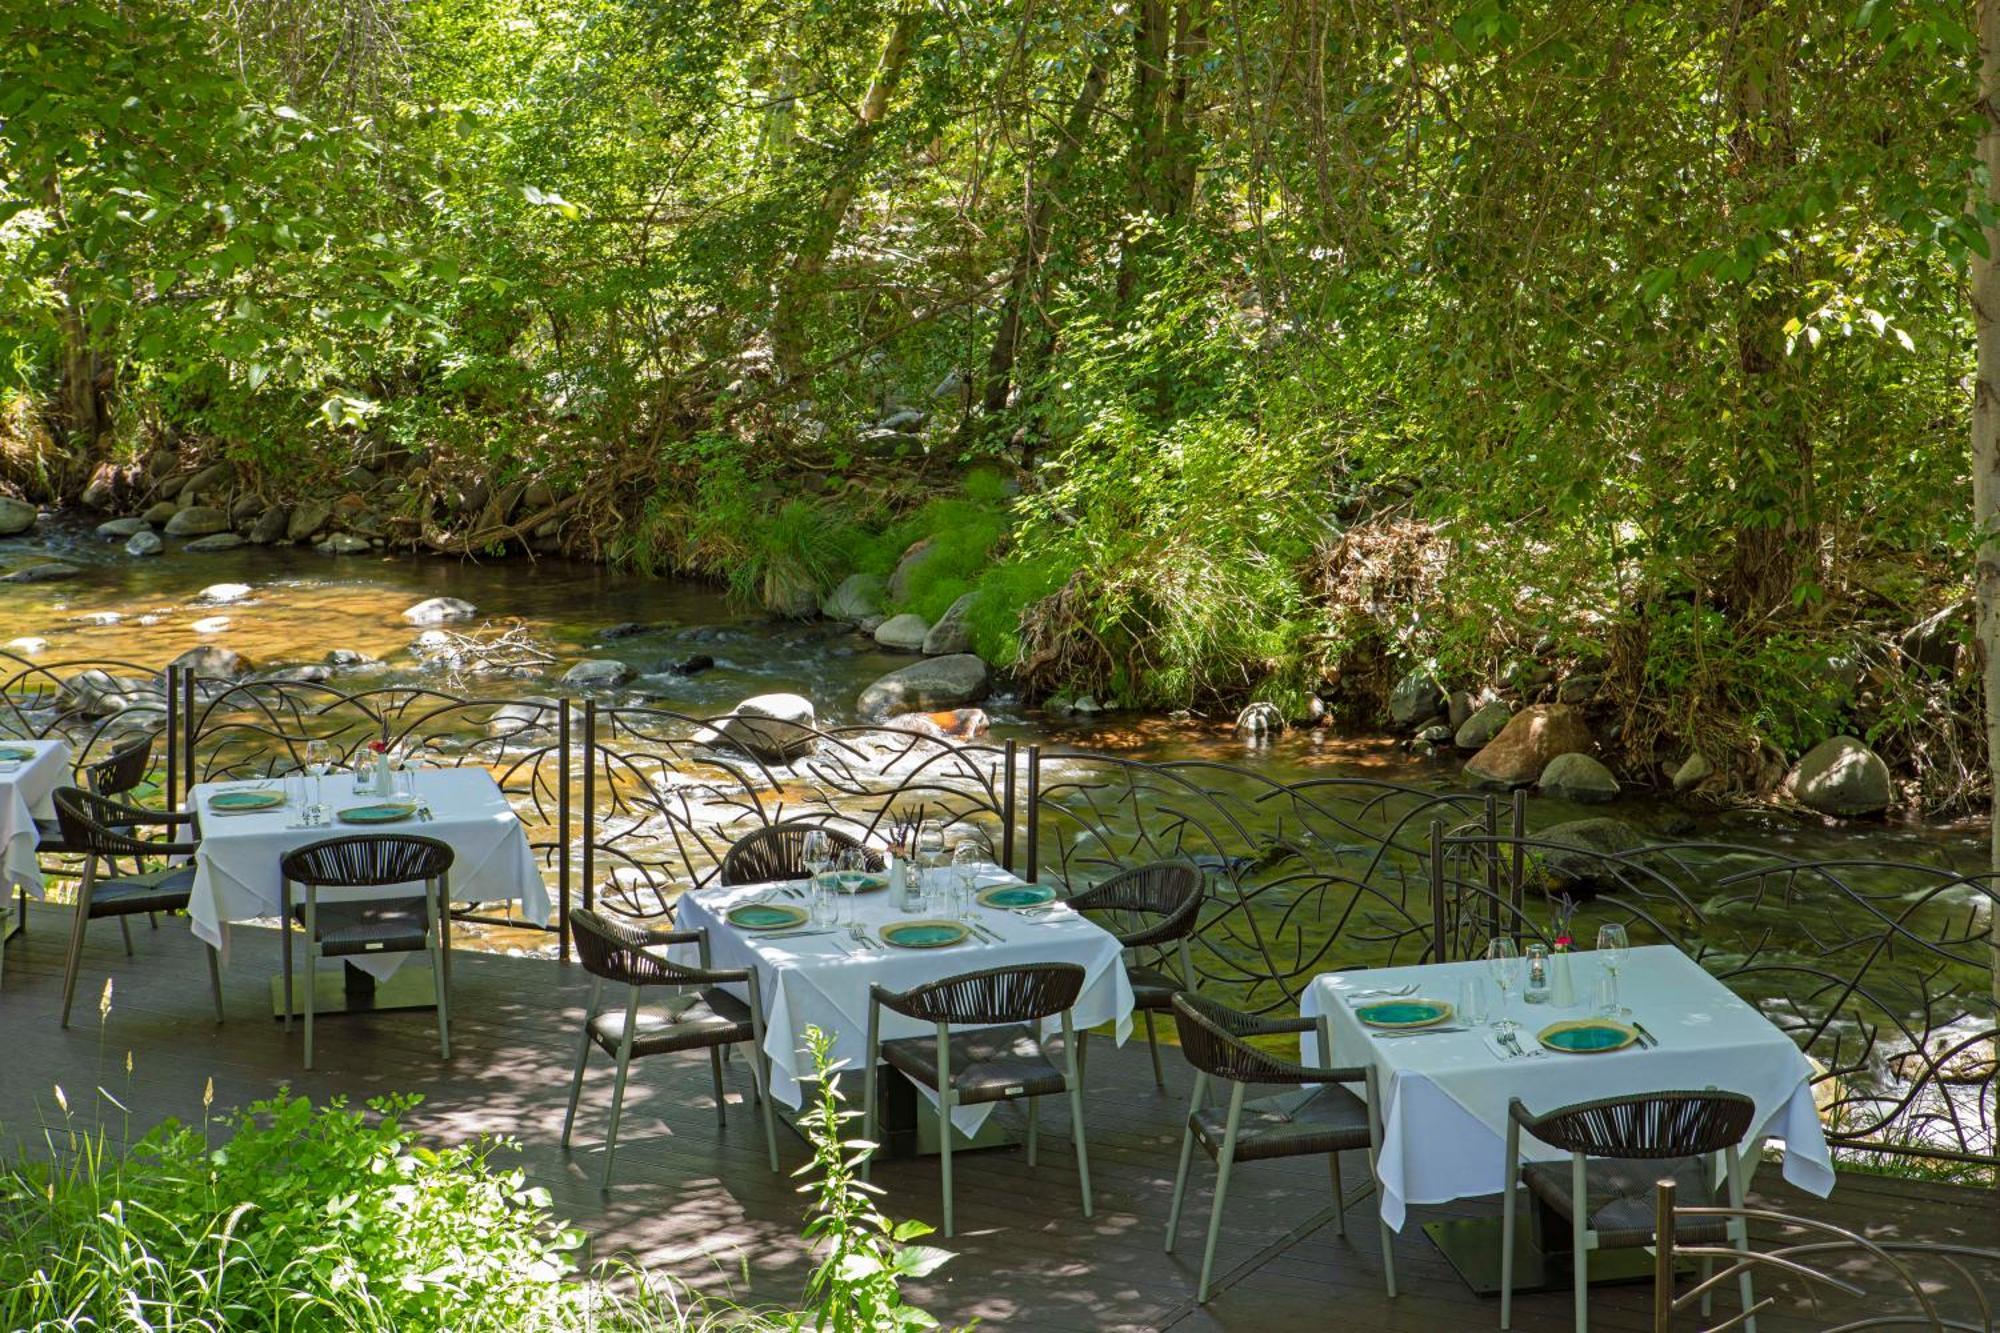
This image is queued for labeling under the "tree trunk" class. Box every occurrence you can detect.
[770,7,921,379]
[979,47,1114,420]
[1973,0,2000,1010]
[45,173,105,462]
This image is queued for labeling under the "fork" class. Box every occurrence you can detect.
[1343,984,1418,1004]
[847,924,878,952]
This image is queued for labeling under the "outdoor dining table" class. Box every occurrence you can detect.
[185,766,551,993]
[0,736,70,897]
[1304,944,1834,1292]
[672,864,1134,1144]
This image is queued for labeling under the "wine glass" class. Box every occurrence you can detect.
[951,842,983,919]
[1596,923,1631,1017]
[801,830,833,895]
[304,739,330,824]
[833,847,869,927]
[1486,938,1522,1037]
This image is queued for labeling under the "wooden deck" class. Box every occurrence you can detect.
[3,900,1995,1332]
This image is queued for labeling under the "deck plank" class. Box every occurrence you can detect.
[2,901,1994,1331]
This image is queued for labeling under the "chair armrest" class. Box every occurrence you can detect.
[1240,1014,1317,1037]
[1508,1097,1541,1133]
[641,928,705,949]
[127,809,197,829]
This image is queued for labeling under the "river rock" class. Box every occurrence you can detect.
[164,506,229,537]
[142,501,179,525]
[1455,700,1512,750]
[885,707,991,741]
[1671,752,1715,793]
[878,408,926,433]
[229,492,264,524]
[1899,603,1967,675]
[561,658,632,687]
[487,697,557,736]
[874,613,930,652]
[125,530,163,557]
[1,561,81,583]
[95,517,147,540]
[1536,816,1647,887]
[1788,736,1892,817]
[1418,722,1454,746]
[190,616,231,634]
[5,636,47,654]
[1447,690,1475,731]
[761,567,819,618]
[325,648,378,666]
[59,669,157,717]
[170,645,249,678]
[0,497,36,536]
[288,500,333,542]
[403,597,477,625]
[79,466,121,509]
[1236,701,1284,737]
[249,505,290,544]
[185,533,246,552]
[857,653,990,720]
[158,476,186,500]
[316,533,370,555]
[1556,673,1602,705]
[1463,703,1593,789]
[821,573,887,624]
[922,593,976,655]
[197,583,251,604]
[1538,752,1621,803]
[264,664,333,683]
[886,537,936,602]
[701,692,819,763]
[184,462,232,500]
[1388,667,1443,728]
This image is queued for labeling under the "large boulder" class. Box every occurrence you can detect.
[163,506,229,537]
[288,499,333,542]
[1464,703,1594,789]
[142,501,179,525]
[923,593,976,655]
[699,692,819,764]
[169,645,249,679]
[873,613,930,652]
[1535,817,1647,888]
[58,669,159,717]
[197,582,252,603]
[249,505,290,544]
[1538,752,1621,803]
[125,530,163,557]
[857,653,990,720]
[1788,736,1892,818]
[821,573,887,624]
[1388,667,1444,728]
[0,496,35,536]
[403,597,477,625]
[316,533,370,555]
[1670,752,1715,794]
[1455,700,1512,750]
[1236,701,1284,737]
[886,536,936,603]
[561,658,632,688]
[1,561,81,583]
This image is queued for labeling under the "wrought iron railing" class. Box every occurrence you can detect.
[2,646,1993,1172]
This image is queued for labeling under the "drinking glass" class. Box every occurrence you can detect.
[1485,939,1521,1036]
[808,878,838,928]
[834,848,869,927]
[951,843,983,919]
[1522,943,1551,1005]
[1596,923,1631,1017]
[802,830,833,894]
[1457,976,1489,1026]
[304,739,330,824]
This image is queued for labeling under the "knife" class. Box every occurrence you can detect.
[1372,1026,1469,1039]
[1632,1021,1659,1049]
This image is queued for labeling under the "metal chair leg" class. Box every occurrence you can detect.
[1164,1072,1206,1251]
[1196,1083,1246,1303]
[709,1046,726,1127]
[561,979,601,1147]
[1144,1009,1163,1087]
[748,984,778,1173]
[1571,1153,1590,1333]
[206,943,223,1023]
[303,893,318,1070]
[1725,1149,1757,1333]
[280,881,294,1031]
[861,999,881,1184]
[1500,1114,1520,1329]
[1330,1151,1346,1236]
[600,989,641,1189]
[57,890,91,1029]
[1026,1093,1039,1167]
[1064,1010,1091,1218]
[937,1021,954,1237]
[118,915,133,956]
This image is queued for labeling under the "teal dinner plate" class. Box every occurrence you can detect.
[830,871,889,894]
[209,789,287,812]
[0,745,34,762]
[1538,1019,1639,1054]
[1354,999,1454,1029]
[728,902,808,931]
[977,883,1058,909]
[880,919,970,949]
[337,801,417,825]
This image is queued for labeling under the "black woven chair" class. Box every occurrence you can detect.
[718,819,882,887]
[50,786,221,1029]
[28,731,155,928]
[1503,1090,1757,1333]
[279,834,455,1070]
[561,908,777,1186]
[1166,993,1395,1303]
[862,962,1089,1238]
[1065,862,1203,1087]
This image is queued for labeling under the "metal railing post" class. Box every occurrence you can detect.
[1483,793,1500,942]
[581,698,596,912]
[1428,819,1447,964]
[1510,789,1527,923]
[1000,739,1017,874]
[558,697,572,962]
[164,665,179,806]
[1024,744,1040,883]
[181,666,196,796]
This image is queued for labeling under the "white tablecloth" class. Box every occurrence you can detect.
[1,738,69,894]
[186,767,550,979]
[673,867,1134,1135]
[1303,945,1835,1230]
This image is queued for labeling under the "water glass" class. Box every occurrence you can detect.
[1485,939,1521,1034]
[1595,971,1620,1018]
[951,843,983,919]
[1522,943,1551,1005]
[1457,977,1489,1025]
[1596,922,1631,1016]
[802,830,833,889]
[808,876,837,928]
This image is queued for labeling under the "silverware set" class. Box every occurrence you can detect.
[1343,984,1417,1005]
[1632,1021,1660,1049]
[1494,1029,1542,1059]
[1373,1025,1469,1040]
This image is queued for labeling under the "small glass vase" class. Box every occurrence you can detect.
[1550,950,1576,1007]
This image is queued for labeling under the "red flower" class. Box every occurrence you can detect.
[368,740,387,753]
[1554,935,1573,950]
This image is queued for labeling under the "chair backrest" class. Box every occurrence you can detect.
[1521,1090,1755,1159]
[719,820,881,886]
[52,786,166,859]
[877,962,1085,1026]
[1172,992,1339,1086]
[569,907,705,987]
[1066,862,1204,946]
[86,732,153,798]
[280,833,454,888]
